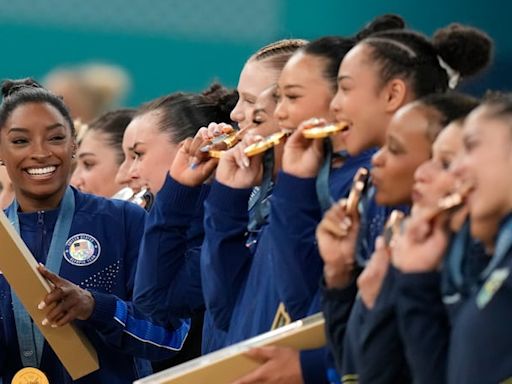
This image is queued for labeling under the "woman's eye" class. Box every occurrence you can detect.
[50,135,66,142]
[83,161,95,170]
[133,150,143,159]
[11,138,28,145]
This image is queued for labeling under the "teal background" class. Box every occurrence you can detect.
[0,0,508,106]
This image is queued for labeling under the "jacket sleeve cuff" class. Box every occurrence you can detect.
[300,348,329,384]
[88,291,117,326]
[273,171,319,209]
[321,278,358,302]
[207,180,252,216]
[397,271,441,290]
[157,174,208,215]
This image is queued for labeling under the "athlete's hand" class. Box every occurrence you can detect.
[37,264,95,327]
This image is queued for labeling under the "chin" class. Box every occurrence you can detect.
[374,191,388,206]
[345,141,360,156]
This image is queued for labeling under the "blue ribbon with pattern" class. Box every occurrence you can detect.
[7,187,75,367]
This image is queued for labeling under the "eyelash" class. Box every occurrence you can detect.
[11,138,28,145]
[133,150,143,159]
[83,161,95,170]
[440,159,451,170]
[388,145,401,155]
[464,140,478,152]
[285,94,299,101]
[10,135,66,145]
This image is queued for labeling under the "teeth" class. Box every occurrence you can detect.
[27,166,56,175]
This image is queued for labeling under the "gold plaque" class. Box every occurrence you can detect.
[12,367,49,384]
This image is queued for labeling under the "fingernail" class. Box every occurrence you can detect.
[243,158,250,168]
[51,324,58,328]
[38,301,46,310]
[189,162,198,170]
[214,128,220,135]
[342,217,352,227]
[42,318,49,326]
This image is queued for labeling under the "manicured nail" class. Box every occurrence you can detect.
[42,318,49,326]
[38,301,46,310]
[242,158,250,168]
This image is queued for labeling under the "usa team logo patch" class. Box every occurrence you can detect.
[64,234,101,266]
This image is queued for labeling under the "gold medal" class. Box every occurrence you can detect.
[383,210,405,246]
[345,168,369,216]
[302,122,348,139]
[243,131,290,157]
[12,367,49,384]
[208,149,224,159]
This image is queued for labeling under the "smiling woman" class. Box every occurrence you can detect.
[0,78,192,384]
[0,80,76,212]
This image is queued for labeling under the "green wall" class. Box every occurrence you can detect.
[0,0,508,106]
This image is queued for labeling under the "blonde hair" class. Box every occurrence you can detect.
[44,63,131,120]
[249,39,308,71]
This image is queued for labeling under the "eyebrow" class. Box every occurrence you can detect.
[133,142,145,151]
[240,92,257,101]
[388,135,405,148]
[283,85,304,90]
[7,123,66,134]
[337,75,352,82]
[78,152,96,159]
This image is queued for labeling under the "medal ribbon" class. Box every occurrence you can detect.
[480,215,512,281]
[7,187,75,367]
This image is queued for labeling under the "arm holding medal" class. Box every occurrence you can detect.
[201,133,266,331]
[267,119,328,321]
[134,128,216,321]
[316,197,361,372]
[391,209,452,384]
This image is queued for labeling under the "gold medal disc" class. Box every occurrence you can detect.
[12,367,49,384]
[244,131,289,157]
[302,122,348,139]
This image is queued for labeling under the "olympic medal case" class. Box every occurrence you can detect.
[0,211,99,379]
[134,313,326,384]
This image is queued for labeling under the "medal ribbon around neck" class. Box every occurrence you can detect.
[480,215,512,281]
[7,187,75,368]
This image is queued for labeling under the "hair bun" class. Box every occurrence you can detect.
[434,23,493,77]
[1,78,42,99]
[356,14,406,41]
[201,82,238,121]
